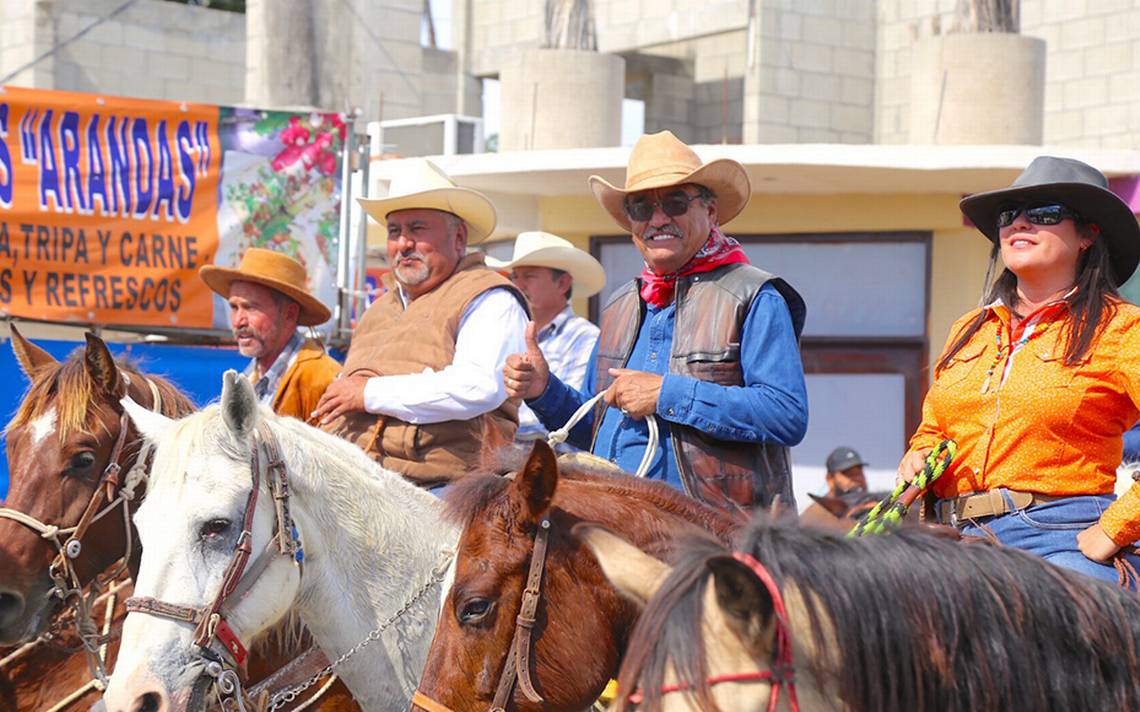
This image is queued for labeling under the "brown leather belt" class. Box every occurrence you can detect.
[936,489,1065,527]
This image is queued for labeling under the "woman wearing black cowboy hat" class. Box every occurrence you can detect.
[897,156,1140,586]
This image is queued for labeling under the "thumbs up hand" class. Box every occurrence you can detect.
[504,321,550,400]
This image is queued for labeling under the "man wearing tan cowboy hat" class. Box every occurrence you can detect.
[199,248,341,422]
[312,158,529,488]
[504,131,808,512]
[486,231,605,441]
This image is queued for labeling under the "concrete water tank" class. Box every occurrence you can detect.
[908,33,1045,145]
[499,48,624,151]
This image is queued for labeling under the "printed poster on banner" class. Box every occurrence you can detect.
[0,85,345,330]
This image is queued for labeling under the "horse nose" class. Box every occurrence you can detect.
[0,590,25,629]
[103,684,171,712]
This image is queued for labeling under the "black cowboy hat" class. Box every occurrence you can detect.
[959,156,1140,285]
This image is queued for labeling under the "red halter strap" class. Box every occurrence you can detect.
[629,550,799,712]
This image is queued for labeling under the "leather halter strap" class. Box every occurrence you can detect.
[124,422,302,671]
[412,516,553,712]
[629,550,799,712]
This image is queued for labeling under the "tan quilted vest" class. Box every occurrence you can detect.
[323,254,526,486]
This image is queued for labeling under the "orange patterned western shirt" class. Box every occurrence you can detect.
[910,298,1140,545]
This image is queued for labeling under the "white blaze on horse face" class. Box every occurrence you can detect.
[106,422,302,707]
[29,408,56,446]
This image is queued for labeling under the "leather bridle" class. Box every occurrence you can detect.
[0,373,163,685]
[125,421,304,702]
[628,550,799,712]
[411,516,553,712]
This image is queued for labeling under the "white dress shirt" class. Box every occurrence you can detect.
[362,286,529,424]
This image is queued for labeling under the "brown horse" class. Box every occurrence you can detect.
[0,328,358,711]
[584,517,1140,712]
[411,442,743,712]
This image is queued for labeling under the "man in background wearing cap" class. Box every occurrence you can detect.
[487,231,604,442]
[200,248,341,421]
[825,446,869,498]
[312,159,528,488]
[504,131,808,512]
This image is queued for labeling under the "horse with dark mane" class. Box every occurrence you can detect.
[0,328,358,711]
[411,443,742,712]
[583,515,1140,711]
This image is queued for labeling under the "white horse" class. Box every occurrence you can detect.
[102,371,459,712]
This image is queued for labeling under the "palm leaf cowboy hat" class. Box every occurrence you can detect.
[358,158,497,244]
[485,231,607,298]
[960,155,1140,285]
[588,130,751,232]
[199,248,332,326]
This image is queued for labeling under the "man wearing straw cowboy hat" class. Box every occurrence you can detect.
[486,231,605,442]
[200,248,340,422]
[312,158,529,488]
[504,131,808,511]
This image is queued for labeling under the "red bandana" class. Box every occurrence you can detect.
[638,227,750,307]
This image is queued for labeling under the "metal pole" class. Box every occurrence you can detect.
[335,113,358,346]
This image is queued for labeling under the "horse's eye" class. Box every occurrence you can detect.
[458,598,493,624]
[68,451,96,472]
[200,519,232,540]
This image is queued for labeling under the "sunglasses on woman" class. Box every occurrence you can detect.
[623,190,701,222]
[997,203,1083,228]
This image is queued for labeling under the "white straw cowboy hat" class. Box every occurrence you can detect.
[358,158,497,244]
[485,231,607,298]
[588,130,751,232]
[199,248,332,326]
[960,156,1140,285]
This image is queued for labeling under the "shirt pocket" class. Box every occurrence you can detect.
[933,343,987,388]
[1029,348,1085,432]
[681,344,743,387]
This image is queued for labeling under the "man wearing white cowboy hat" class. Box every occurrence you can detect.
[486,231,605,441]
[504,131,808,511]
[199,248,341,422]
[312,158,529,488]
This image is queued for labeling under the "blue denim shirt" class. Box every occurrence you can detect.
[527,282,808,493]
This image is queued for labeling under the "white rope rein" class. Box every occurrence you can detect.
[545,389,659,479]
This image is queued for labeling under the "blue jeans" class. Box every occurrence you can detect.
[941,490,1140,589]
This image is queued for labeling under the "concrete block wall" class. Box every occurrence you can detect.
[1,0,56,88]
[50,0,244,105]
[746,0,876,144]
[1021,0,1140,149]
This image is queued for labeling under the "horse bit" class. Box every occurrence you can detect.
[0,372,164,692]
[628,550,800,712]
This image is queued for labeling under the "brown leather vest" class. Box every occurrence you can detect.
[591,262,806,511]
[322,253,527,486]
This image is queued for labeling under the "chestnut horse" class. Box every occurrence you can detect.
[0,328,358,711]
[584,517,1140,711]
[411,442,743,712]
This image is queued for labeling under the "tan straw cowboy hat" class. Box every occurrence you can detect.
[359,158,497,244]
[588,130,751,232]
[199,248,332,326]
[485,231,607,298]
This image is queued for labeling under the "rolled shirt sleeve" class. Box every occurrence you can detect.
[361,288,529,424]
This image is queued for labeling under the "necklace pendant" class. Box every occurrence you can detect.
[980,373,992,394]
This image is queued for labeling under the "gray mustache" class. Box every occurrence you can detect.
[644,226,682,239]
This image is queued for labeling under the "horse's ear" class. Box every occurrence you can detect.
[122,395,175,443]
[707,556,775,642]
[10,323,57,379]
[84,333,124,396]
[221,370,260,437]
[577,525,672,607]
[514,439,558,520]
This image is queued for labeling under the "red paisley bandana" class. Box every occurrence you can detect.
[638,226,750,307]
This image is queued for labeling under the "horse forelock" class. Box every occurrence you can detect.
[6,351,193,441]
[622,517,1140,712]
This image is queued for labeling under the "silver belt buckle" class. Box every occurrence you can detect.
[948,499,960,528]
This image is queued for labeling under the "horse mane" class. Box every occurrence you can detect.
[443,455,741,542]
[618,516,1140,712]
[6,350,194,439]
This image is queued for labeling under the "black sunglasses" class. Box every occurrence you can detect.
[623,190,701,222]
[997,202,1083,228]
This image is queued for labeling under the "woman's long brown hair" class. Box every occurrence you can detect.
[937,224,1119,372]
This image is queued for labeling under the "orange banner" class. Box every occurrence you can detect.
[0,86,221,328]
